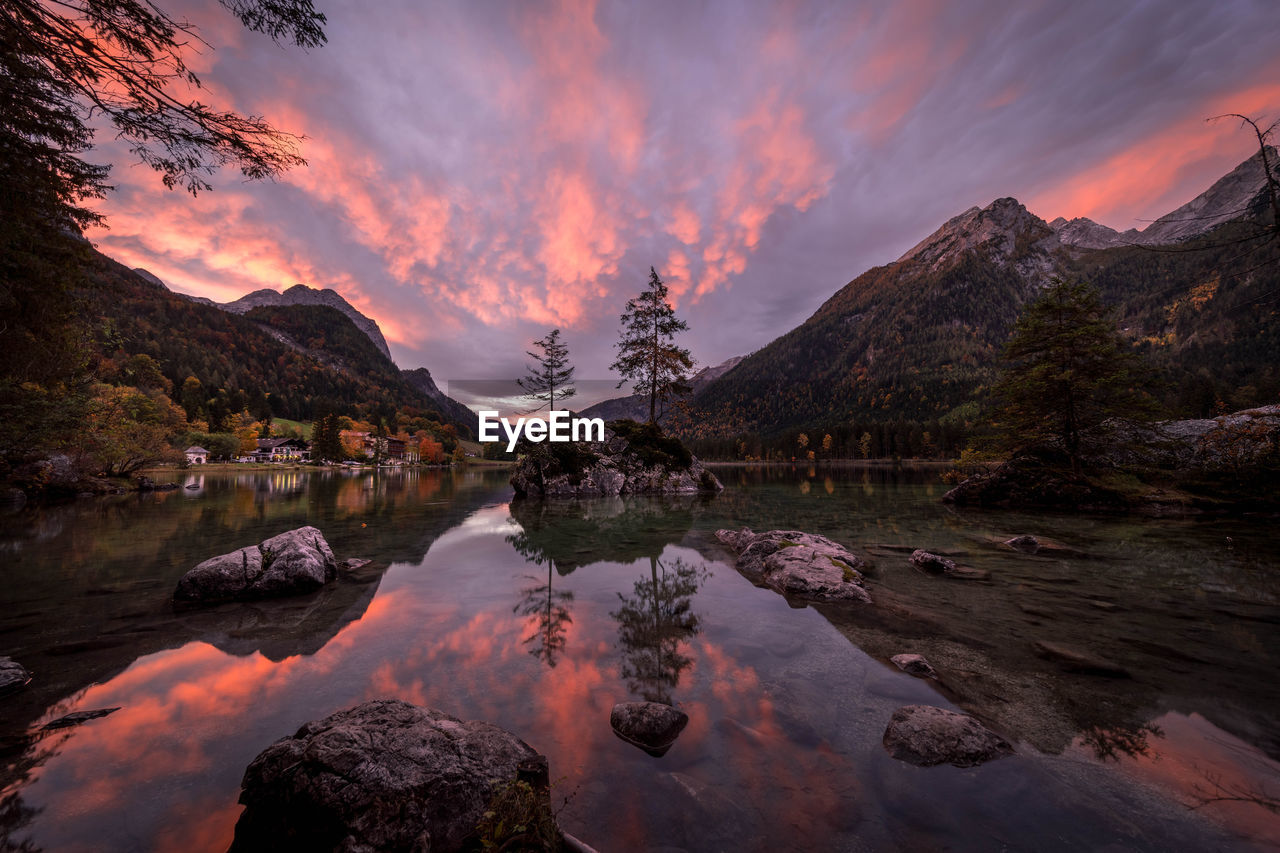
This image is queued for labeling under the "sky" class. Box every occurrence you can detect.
[85,0,1280,408]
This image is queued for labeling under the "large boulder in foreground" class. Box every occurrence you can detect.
[0,657,31,696]
[174,526,338,605]
[715,528,871,604]
[611,701,689,757]
[231,699,549,853]
[882,705,1013,767]
[511,419,722,498]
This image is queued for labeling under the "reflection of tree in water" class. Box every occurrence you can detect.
[507,525,575,668]
[1079,721,1164,761]
[611,557,708,704]
[513,561,575,668]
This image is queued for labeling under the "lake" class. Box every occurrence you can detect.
[1,465,1277,851]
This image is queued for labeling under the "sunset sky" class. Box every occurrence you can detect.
[85,0,1280,403]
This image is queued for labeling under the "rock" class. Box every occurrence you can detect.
[185,483,200,490]
[510,420,722,498]
[42,707,121,730]
[231,699,549,853]
[135,475,178,492]
[882,705,1013,767]
[1004,534,1040,554]
[941,451,1127,511]
[1033,641,1130,677]
[610,702,689,756]
[340,558,372,571]
[909,550,955,573]
[0,657,31,696]
[909,549,989,580]
[890,654,936,679]
[714,528,871,604]
[174,526,338,605]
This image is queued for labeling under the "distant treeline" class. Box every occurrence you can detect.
[684,418,969,461]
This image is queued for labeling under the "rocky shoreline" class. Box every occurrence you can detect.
[943,404,1280,514]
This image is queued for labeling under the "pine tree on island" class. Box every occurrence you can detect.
[611,268,694,426]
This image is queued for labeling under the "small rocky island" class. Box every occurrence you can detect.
[511,419,722,498]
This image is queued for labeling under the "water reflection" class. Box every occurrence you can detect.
[611,558,708,704]
[0,466,1276,851]
[513,563,575,668]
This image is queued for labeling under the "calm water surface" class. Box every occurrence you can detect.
[1,465,1278,851]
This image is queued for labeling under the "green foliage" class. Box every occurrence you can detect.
[79,383,187,475]
[991,277,1159,471]
[606,419,693,469]
[472,780,564,852]
[611,268,694,424]
[179,431,239,461]
[310,413,345,462]
[518,329,576,412]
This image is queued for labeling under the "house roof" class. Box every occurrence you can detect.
[185,446,209,454]
[257,437,309,449]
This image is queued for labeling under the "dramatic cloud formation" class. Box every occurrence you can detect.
[84,0,1280,401]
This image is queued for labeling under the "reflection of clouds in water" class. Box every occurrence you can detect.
[1090,712,1280,846]
[430,503,519,545]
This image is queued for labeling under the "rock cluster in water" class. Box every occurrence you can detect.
[174,526,341,605]
[610,701,689,756]
[715,528,871,604]
[231,699,553,853]
[881,705,1013,767]
[510,420,722,498]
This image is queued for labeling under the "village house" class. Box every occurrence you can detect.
[184,446,209,465]
[338,430,406,464]
[250,437,312,463]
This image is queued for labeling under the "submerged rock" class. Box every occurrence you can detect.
[715,528,871,604]
[610,701,689,756]
[511,419,722,498]
[174,526,338,605]
[231,699,550,853]
[0,657,31,696]
[909,550,955,573]
[42,707,121,730]
[1004,534,1040,554]
[1033,640,1130,678]
[882,705,1013,767]
[890,654,937,679]
[909,549,989,581]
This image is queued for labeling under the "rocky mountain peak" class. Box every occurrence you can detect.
[1135,146,1277,245]
[1048,217,1140,250]
[897,197,1057,270]
[221,284,393,362]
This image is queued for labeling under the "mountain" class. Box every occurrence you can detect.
[401,368,477,430]
[682,149,1280,445]
[1047,217,1136,250]
[79,249,475,434]
[221,284,393,361]
[1050,147,1278,250]
[579,355,746,423]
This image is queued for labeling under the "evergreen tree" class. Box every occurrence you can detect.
[517,328,576,412]
[311,413,344,462]
[992,277,1158,473]
[611,268,694,424]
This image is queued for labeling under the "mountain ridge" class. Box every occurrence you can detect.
[679,146,1280,444]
